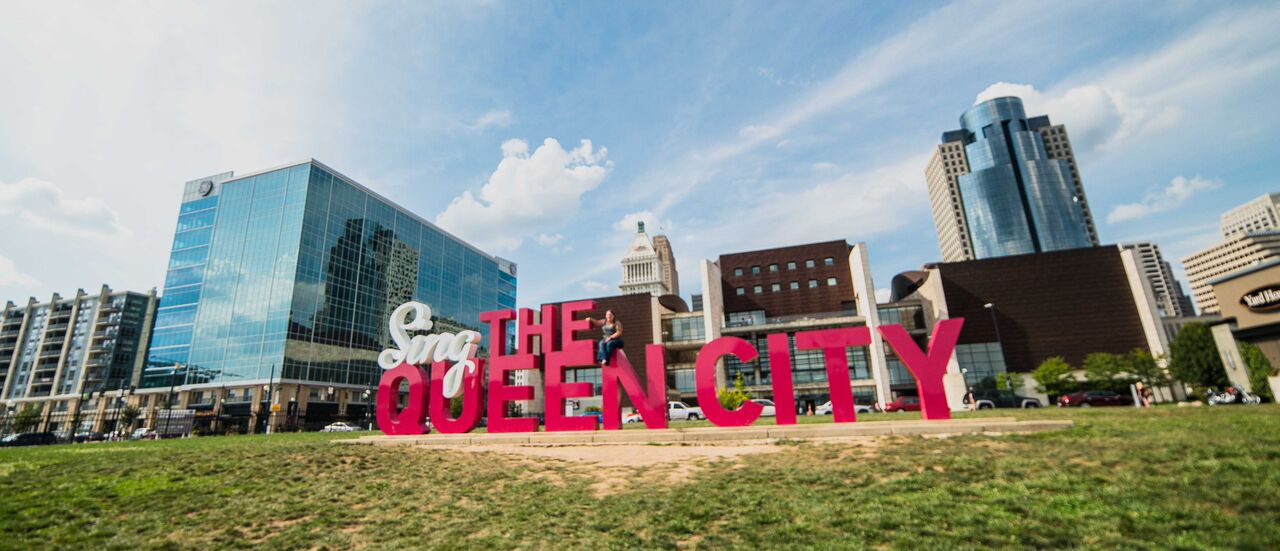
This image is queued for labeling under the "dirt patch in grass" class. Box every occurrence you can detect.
[424,438,892,497]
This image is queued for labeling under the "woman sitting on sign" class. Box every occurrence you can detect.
[586,310,624,367]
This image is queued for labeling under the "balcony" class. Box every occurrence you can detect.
[0,329,20,337]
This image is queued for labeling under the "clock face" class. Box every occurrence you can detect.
[198,181,214,196]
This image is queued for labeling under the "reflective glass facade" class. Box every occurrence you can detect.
[143,160,517,389]
[954,97,1091,258]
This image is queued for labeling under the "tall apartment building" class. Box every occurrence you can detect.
[1220,192,1280,237]
[141,159,516,434]
[1,286,158,436]
[652,234,680,298]
[1182,230,1280,314]
[926,96,1098,261]
[1119,242,1196,317]
[619,221,676,296]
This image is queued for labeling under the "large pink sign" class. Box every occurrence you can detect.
[376,300,964,435]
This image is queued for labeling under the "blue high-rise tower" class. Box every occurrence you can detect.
[928,97,1096,260]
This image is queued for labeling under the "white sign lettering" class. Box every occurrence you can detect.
[378,302,482,399]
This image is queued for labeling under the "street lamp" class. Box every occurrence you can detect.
[363,385,373,431]
[161,363,184,438]
[983,304,1011,391]
[263,363,276,434]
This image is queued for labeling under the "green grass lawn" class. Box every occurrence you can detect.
[2,406,1278,549]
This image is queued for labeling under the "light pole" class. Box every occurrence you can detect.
[161,363,184,438]
[983,303,1011,391]
[363,381,373,431]
[263,363,276,434]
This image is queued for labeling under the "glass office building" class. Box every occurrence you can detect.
[143,160,517,392]
[953,97,1092,258]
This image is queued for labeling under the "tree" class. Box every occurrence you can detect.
[1032,356,1076,398]
[12,405,42,433]
[1167,322,1228,389]
[1239,341,1276,401]
[120,404,142,430]
[993,372,1018,392]
[718,373,750,411]
[1126,348,1171,387]
[1083,352,1137,393]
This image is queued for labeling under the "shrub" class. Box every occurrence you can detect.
[1032,356,1076,399]
[1240,341,1276,401]
[1083,352,1137,393]
[12,405,42,433]
[1168,322,1227,390]
[718,373,750,411]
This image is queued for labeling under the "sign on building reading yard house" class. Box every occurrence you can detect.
[1240,284,1280,313]
[376,301,965,435]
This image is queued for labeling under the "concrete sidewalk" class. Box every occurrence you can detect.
[337,417,1073,447]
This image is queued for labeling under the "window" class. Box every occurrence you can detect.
[751,266,761,275]
[824,257,834,266]
[790,281,799,290]
[771,283,781,292]
[735,287,745,296]
[753,285,763,294]
[805,259,815,268]
[787,261,796,270]
[808,279,818,288]
[769,264,778,272]
[827,277,838,287]
[734,268,743,277]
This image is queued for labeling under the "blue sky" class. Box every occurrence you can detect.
[1,0,1277,309]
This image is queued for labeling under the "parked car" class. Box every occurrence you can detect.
[965,389,1042,409]
[815,401,876,415]
[72,431,107,443]
[130,427,157,440]
[1056,390,1133,407]
[623,412,643,424]
[667,401,704,421]
[321,422,360,432]
[0,432,59,447]
[883,396,921,413]
[752,399,776,417]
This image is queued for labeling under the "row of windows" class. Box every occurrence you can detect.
[735,278,838,295]
[732,257,834,277]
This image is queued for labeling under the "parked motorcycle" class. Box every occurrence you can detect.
[1206,386,1262,406]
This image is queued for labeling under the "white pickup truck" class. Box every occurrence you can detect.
[667,401,704,421]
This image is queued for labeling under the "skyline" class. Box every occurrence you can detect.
[2,1,1279,309]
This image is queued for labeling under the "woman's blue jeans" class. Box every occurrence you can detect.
[597,338,624,364]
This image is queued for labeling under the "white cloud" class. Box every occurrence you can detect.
[975,82,1179,156]
[436,138,611,252]
[0,178,128,239]
[0,254,38,289]
[811,162,837,172]
[738,125,779,140]
[679,152,931,261]
[536,233,563,246]
[875,288,891,303]
[465,109,513,131]
[580,280,612,294]
[614,210,672,235]
[0,2,371,298]
[1106,176,1221,224]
